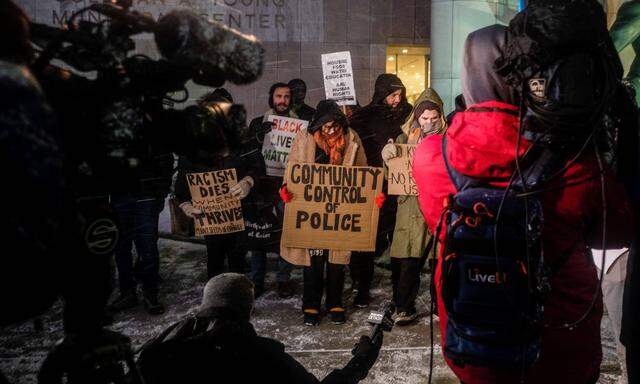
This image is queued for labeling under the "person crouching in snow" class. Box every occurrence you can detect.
[280,100,367,326]
[381,89,446,326]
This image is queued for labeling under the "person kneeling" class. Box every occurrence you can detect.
[137,273,383,384]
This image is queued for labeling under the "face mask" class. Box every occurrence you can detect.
[422,119,442,134]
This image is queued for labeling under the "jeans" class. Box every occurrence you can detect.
[111,195,164,294]
[391,257,421,313]
[250,251,292,288]
[204,233,246,279]
[303,251,345,311]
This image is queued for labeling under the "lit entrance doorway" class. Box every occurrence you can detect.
[385,46,430,105]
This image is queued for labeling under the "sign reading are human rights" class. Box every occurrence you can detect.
[262,115,309,177]
[186,169,244,236]
[387,144,418,196]
[282,163,383,251]
[321,51,357,106]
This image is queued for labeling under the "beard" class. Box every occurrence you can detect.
[274,103,290,114]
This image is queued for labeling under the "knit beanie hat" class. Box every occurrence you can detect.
[198,273,255,321]
[413,100,441,122]
[308,100,349,134]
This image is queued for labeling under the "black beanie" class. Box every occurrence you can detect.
[308,100,349,134]
[198,273,254,321]
[268,82,290,109]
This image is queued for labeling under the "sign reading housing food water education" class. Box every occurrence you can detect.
[387,144,418,196]
[282,163,383,251]
[186,169,244,236]
[321,51,357,106]
[262,115,309,177]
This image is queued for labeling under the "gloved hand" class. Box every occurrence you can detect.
[257,121,275,141]
[230,176,254,200]
[351,335,383,371]
[375,192,386,209]
[381,139,397,163]
[179,202,202,218]
[279,184,293,203]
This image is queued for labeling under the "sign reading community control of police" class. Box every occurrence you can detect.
[262,115,309,177]
[321,51,357,106]
[282,163,383,251]
[186,169,244,236]
[387,144,418,196]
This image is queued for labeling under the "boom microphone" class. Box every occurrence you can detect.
[154,10,264,85]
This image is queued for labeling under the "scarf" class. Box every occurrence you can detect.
[313,129,346,165]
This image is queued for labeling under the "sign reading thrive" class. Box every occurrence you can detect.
[282,163,383,251]
[186,169,244,236]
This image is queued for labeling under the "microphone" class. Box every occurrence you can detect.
[367,301,395,344]
[154,10,265,85]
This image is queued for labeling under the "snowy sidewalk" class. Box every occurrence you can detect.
[0,238,625,383]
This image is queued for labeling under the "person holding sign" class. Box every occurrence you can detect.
[247,82,300,298]
[349,74,412,308]
[381,88,446,325]
[280,100,368,326]
[175,95,266,279]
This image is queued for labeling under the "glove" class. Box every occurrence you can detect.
[375,192,386,209]
[279,184,293,203]
[179,202,202,218]
[257,121,275,141]
[332,335,383,382]
[230,176,254,200]
[381,139,397,163]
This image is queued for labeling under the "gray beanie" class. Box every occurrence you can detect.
[198,273,255,321]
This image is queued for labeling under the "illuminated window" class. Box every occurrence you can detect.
[385,46,430,105]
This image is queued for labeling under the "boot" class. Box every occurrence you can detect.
[142,290,165,315]
[108,290,138,312]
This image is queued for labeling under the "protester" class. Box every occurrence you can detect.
[247,82,297,298]
[280,100,367,325]
[445,94,465,126]
[381,88,445,325]
[175,93,265,279]
[413,24,634,383]
[137,273,383,384]
[349,74,412,308]
[288,78,316,122]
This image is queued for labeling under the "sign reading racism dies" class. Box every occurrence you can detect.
[321,51,357,106]
[186,169,244,236]
[282,163,384,251]
[387,144,418,196]
[262,115,309,177]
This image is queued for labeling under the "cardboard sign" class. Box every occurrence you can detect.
[282,163,383,251]
[186,169,244,236]
[387,144,418,196]
[321,51,357,106]
[262,115,309,177]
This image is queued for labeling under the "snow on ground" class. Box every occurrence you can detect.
[0,238,626,383]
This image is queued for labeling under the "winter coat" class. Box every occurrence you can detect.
[412,100,634,384]
[350,75,412,169]
[280,129,367,266]
[388,89,445,259]
[292,102,316,122]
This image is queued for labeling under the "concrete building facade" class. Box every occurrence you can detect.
[17,0,431,119]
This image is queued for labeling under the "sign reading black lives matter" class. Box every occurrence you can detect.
[321,51,357,106]
[387,144,418,196]
[282,163,383,251]
[262,115,309,177]
[186,169,244,236]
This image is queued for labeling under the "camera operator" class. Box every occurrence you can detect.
[137,273,383,384]
[246,82,298,298]
[175,93,265,279]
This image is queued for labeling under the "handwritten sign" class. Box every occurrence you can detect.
[186,169,244,236]
[321,51,357,106]
[282,163,383,251]
[387,144,418,196]
[262,115,309,177]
